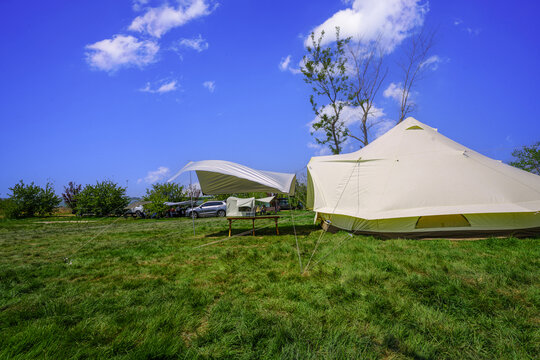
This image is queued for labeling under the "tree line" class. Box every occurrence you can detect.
[0,180,195,219]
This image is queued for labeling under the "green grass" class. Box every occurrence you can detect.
[0,212,538,359]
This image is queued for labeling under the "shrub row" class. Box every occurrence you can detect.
[1,180,191,219]
[2,180,129,219]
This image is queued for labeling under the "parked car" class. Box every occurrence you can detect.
[164,200,201,218]
[124,201,151,218]
[277,197,291,210]
[186,201,227,218]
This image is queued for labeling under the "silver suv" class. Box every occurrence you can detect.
[186,201,227,218]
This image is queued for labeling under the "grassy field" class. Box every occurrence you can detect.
[0,212,539,359]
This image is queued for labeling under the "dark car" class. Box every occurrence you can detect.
[186,201,227,218]
[277,198,291,210]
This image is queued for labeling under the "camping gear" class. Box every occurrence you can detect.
[226,196,276,217]
[226,197,256,217]
[307,117,540,237]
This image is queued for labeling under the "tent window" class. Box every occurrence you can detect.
[406,125,423,130]
[415,214,471,229]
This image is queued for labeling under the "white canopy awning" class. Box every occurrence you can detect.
[168,160,296,195]
[256,196,275,203]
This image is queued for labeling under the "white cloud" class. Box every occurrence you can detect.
[85,35,159,72]
[465,27,481,36]
[132,0,150,11]
[138,166,171,184]
[307,142,332,156]
[305,0,428,53]
[453,18,481,36]
[129,0,214,38]
[373,117,395,138]
[279,55,291,71]
[140,80,178,93]
[279,55,302,74]
[420,54,442,70]
[203,81,215,92]
[175,34,209,52]
[383,82,404,103]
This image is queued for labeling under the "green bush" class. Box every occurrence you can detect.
[143,182,186,218]
[142,193,169,217]
[144,182,185,202]
[0,198,17,219]
[5,180,61,218]
[76,180,129,216]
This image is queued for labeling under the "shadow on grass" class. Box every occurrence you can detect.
[204,224,319,238]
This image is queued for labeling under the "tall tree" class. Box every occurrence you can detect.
[347,39,388,146]
[143,182,185,202]
[302,28,351,154]
[396,28,435,123]
[510,142,540,175]
[142,182,186,217]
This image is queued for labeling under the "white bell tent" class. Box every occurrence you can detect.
[307,118,540,237]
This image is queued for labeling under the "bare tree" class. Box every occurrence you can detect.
[186,183,201,204]
[62,181,82,214]
[301,28,351,154]
[396,28,435,123]
[347,39,388,146]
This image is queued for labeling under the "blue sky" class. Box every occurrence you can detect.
[1,0,539,197]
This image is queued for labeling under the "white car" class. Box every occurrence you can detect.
[124,201,151,218]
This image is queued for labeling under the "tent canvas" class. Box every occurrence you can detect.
[168,160,296,195]
[257,196,275,204]
[307,117,540,236]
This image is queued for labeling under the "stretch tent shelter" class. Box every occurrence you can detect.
[226,197,256,217]
[226,196,277,217]
[307,117,540,237]
[168,160,296,195]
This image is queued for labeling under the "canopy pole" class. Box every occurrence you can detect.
[190,171,195,236]
[288,194,302,273]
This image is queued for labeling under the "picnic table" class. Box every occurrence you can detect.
[226,215,280,237]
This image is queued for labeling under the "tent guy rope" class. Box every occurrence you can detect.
[303,160,359,273]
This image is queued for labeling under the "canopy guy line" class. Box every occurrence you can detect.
[307,232,355,272]
[288,194,303,273]
[63,216,124,264]
[190,170,196,236]
[303,223,328,272]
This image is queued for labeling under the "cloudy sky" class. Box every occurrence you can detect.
[1,0,539,196]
